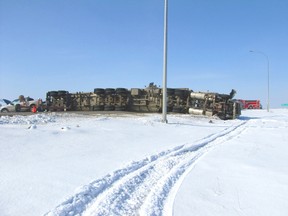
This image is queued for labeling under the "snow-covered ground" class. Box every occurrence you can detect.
[0,110,287,216]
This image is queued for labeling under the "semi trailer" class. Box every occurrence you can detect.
[46,83,241,120]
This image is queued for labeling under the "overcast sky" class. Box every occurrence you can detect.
[1,0,287,108]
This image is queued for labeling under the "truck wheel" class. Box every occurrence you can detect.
[1,108,8,112]
[172,107,182,113]
[116,88,128,95]
[94,105,104,111]
[49,91,58,97]
[104,105,115,111]
[167,88,175,96]
[94,88,105,95]
[174,89,184,97]
[58,90,68,96]
[217,113,226,120]
[105,88,115,95]
[115,106,126,111]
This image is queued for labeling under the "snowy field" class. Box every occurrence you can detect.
[0,109,287,216]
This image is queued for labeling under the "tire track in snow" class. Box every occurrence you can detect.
[45,120,248,216]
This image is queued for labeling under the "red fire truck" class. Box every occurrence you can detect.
[238,100,262,109]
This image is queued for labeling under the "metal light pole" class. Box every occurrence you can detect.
[250,50,270,112]
[162,0,168,123]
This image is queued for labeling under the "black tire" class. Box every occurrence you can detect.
[94,88,105,95]
[217,113,227,120]
[104,105,115,111]
[49,91,58,97]
[15,104,21,112]
[58,90,68,96]
[174,89,185,97]
[116,88,128,95]
[1,108,8,113]
[167,88,175,96]
[105,88,115,95]
[115,106,126,111]
[167,106,174,112]
[172,107,182,113]
[94,105,104,111]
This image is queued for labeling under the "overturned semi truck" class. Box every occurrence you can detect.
[46,83,241,120]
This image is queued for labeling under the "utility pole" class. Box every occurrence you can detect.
[162,0,168,123]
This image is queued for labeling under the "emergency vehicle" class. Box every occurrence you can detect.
[238,100,262,109]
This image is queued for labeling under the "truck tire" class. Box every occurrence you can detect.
[94,105,104,111]
[94,88,105,95]
[172,107,182,113]
[105,88,115,95]
[167,88,175,96]
[49,91,58,97]
[174,89,184,97]
[104,105,115,111]
[115,106,126,111]
[217,113,227,120]
[58,90,68,96]
[116,88,128,95]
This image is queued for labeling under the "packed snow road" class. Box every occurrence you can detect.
[1,110,288,216]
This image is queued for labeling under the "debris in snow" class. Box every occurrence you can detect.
[28,125,37,130]
[61,126,71,131]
